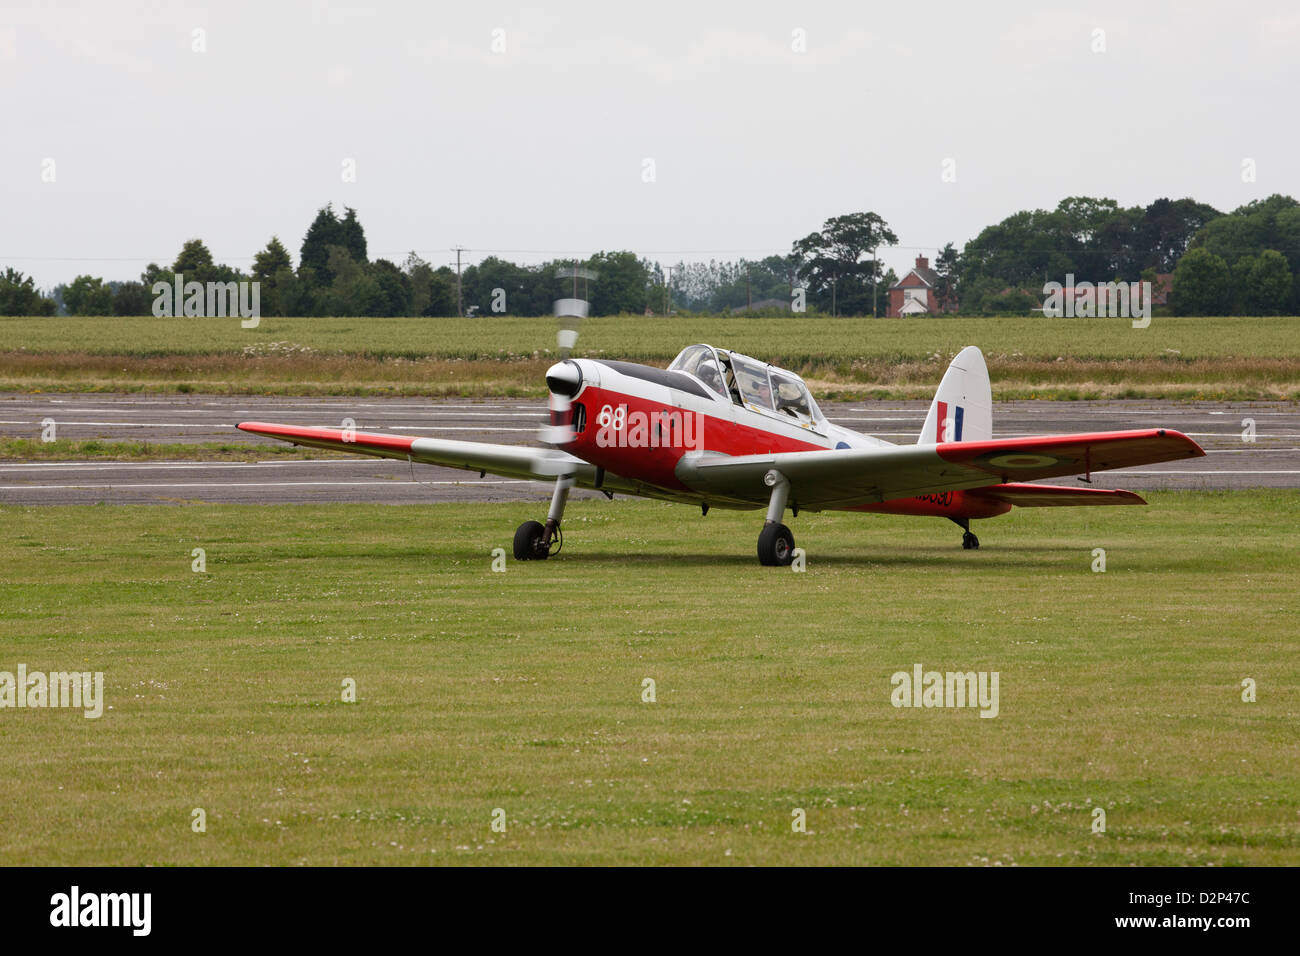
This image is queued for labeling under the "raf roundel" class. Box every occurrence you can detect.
[983,452,1067,470]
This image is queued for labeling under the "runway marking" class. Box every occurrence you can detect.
[0,420,228,428]
[1205,447,1300,454]
[0,459,404,470]
[0,420,538,433]
[21,409,543,420]
[32,399,532,409]
[0,480,539,490]
[1106,470,1300,475]
[1184,431,1300,438]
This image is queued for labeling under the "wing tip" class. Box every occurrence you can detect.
[1158,428,1207,458]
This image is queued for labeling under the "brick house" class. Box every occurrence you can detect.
[888,255,955,316]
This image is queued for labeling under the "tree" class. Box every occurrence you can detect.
[112,281,152,315]
[1195,194,1299,261]
[172,238,215,275]
[1135,198,1221,272]
[252,236,294,315]
[63,275,114,315]
[253,236,292,281]
[792,212,898,315]
[933,243,961,310]
[169,238,240,285]
[318,246,382,315]
[1171,248,1232,315]
[140,262,173,288]
[403,253,436,316]
[339,207,368,264]
[463,256,536,316]
[1056,196,1121,277]
[0,268,56,315]
[300,205,346,285]
[1236,249,1293,315]
[959,196,1225,299]
[272,267,314,317]
[370,259,411,316]
[586,251,650,315]
[426,266,458,316]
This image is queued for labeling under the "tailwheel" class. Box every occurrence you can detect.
[758,522,796,566]
[962,531,980,550]
[513,520,548,561]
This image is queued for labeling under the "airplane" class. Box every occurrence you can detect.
[237,340,1205,565]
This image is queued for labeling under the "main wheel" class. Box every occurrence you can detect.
[513,520,548,560]
[758,522,796,566]
[962,531,980,550]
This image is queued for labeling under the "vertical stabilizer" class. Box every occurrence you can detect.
[918,346,992,444]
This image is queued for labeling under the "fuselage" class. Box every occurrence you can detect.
[551,356,1010,519]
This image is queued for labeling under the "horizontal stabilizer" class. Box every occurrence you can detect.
[965,483,1146,507]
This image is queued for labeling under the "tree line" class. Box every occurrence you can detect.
[2,196,1297,317]
[956,194,1299,315]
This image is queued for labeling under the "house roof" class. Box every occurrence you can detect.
[890,264,941,289]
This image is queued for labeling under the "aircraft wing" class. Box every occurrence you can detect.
[236,421,600,483]
[675,429,1204,510]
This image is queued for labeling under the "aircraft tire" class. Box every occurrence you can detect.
[758,523,795,566]
[513,520,548,560]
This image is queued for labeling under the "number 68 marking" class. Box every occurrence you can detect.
[596,404,626,430]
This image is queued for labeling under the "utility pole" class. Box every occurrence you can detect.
[452,245,466,317]
[872,245,879,318]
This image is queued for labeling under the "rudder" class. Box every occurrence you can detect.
[918,345,992,444]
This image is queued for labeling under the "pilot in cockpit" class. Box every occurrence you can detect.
[696,362,723,395]
[771,375,812,421]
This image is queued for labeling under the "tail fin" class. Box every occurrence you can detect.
[918,345,992,444]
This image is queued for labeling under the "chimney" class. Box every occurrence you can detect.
[916,255,929,269]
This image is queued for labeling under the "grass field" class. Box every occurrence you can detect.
[2,314,1298,400]
[0,438,346,462]
[1,491,1296,865]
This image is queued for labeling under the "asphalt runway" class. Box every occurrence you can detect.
[1,393,1297,505]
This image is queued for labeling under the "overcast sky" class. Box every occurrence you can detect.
[3,0,1298,289]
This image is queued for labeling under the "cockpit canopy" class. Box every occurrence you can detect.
[669,344,824,425]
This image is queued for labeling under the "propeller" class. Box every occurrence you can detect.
[536,267,596,449]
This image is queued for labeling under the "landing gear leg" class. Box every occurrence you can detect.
[542,474,573,552]
[757,469,796,566]
[513,474,573,560]
[950,516,979,550]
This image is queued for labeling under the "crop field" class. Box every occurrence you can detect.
[1,491,1296,866]
[1,314,1298,400]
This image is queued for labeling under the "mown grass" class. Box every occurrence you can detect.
[0,438,348,462]
[0,491,1296,865]
[1,315,1298,399]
